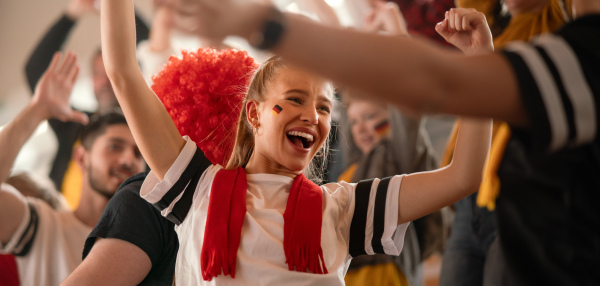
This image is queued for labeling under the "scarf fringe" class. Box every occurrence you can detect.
[285,243,329,274]
[201,249,237,281]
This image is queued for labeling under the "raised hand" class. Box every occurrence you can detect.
[66,0,98,19]
[364,1,408,36]
[435,8,493,55]
[32,52,88,124]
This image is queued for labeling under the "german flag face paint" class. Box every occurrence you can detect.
[374,120,390,137]
[271,105,283,117]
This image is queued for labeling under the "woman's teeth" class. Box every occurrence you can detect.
[286,131,314,142]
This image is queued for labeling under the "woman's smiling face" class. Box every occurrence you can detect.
[347,100,390,155]
[247,68,333,175]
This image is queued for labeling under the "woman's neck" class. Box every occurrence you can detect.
[244,152,300,179]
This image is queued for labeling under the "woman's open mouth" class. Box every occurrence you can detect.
[286,130,315,150]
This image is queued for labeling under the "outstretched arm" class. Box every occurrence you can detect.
[1,52,86,245]
[397,118,491,223]
[101,0,185,179]
[174,1,527,126]
[395,8,495,223]
[23,3,84,93]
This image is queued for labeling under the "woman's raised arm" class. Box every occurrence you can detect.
[397,118,492,224]
[101,0,185,179]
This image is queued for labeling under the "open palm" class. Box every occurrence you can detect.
[33,52,88,124]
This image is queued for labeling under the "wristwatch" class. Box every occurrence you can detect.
[249,7,286,50]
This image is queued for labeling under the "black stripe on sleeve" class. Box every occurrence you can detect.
[502,50,553,152]
[13,203,40,257]
[371,176,392,254]
[349,178,375,257]
[536,46,577,143]
[165,163,204,225]
[152,147,209,211]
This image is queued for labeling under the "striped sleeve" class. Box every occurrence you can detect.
[348,175,408,257]
[502,34,598,153]
[0,185,39,256]
[140,136,213,225]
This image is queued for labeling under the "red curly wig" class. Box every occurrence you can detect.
[151,48,258,166]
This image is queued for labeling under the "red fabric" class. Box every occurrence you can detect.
[0,254,19,286]
[201,168,327,281]
[201,167,247,280]
[151,48,258,166]
[283,173,327,274]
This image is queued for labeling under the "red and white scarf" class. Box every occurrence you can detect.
[200,167,328,281]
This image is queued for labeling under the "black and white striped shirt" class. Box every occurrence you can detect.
[502,16,599,153]
[496,14,600,285]
[141,137,409,284]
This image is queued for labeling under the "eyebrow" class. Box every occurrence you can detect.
[319,95,333,106]
[283,89,310,96]
[284,89,333,106]
[107,138,128,145]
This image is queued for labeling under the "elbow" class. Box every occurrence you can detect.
[464,175,483,195]
[104,64,138,92]
[446,162,483,197]
[456,166,483,196]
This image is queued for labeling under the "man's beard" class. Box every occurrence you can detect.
[88,165,116,200]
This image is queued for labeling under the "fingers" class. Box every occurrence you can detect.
[68,65,80,85]
[47,52,62,74]
[445,8,483,32]
[435,18,451,40]
[57,52,78,77]
[67,111,89,125]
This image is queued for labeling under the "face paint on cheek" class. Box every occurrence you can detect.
[374,120,391,137]
[271,105,283,117]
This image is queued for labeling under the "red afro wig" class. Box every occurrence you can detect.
[151,48,258,166]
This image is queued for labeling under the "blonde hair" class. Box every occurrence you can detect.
[225,56,332,183]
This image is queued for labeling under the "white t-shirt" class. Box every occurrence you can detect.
[0,184,91,286]
[141,137,408,285]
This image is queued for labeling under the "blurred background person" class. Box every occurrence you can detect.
[0,52,145,286]
[23,0,149,209]
[339,95,441,286]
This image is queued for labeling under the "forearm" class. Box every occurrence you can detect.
[266,13,527,124]
[448,118,492,190]
[397,118,491,224]
[25,15,75,92]
[101,0,185,179]
[0,103,46,184]
[273,15,450,109]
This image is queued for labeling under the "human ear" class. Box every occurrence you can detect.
[246,100,260,128]
[72,145,88,172]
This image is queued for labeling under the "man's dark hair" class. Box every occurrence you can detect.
[80,108,128,150]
